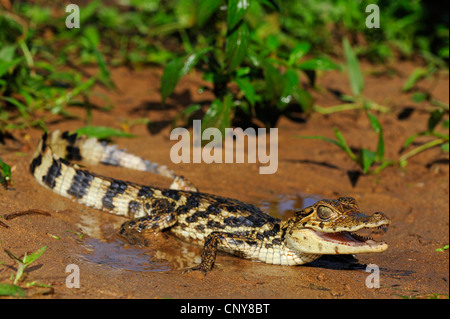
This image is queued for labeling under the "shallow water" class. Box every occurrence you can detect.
[259,193,321,220]
[79,194,321,272]
[81,238,172,272]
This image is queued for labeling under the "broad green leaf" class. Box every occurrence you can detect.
[0,97,29,120]
[246,49,262,68]
[411,92,428,103]
[402,68,427,92]
[236,67,251,78]
[343,38,364,96]
[197,0,222,26]
[161,48,212,103]
[266,35,280,52]
[292,88,314,113]
[0,284,26,297]
[284,68,299,87]
[202,96,232,136]
[402,132,427,149]
[71,77,96,97]
[0,158,12,183]
[161,57,184,103]
[296,127,357,162]
[175,0,196,27]
[298,57,338,71]
[436,244,449,252]
[427,109,444,132]
[438,47,449,59]
[0,45,17,62]
[75,126,135,139]
[262,60,284,104]
[83,26,100,47]
[441,143,449,152]
[366,111,382,133]
[235,78,256,106]
[181,48,212,75]
[227,0,250,31]
[183,104,202,117]
[22,246,47,265]
[375,129,385,161]
[366,111,384,160]
[80,0,101,23]
[333,127,357,161]
[278,68,299,110]
[83,26,112,87]
[288,42,311,66]
[225,22,250,71]
[358,148,376,174]
[0,58,21,78]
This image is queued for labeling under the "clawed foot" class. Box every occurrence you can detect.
[181,265,210,276]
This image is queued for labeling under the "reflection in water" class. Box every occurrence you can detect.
[259,194,320,220]
[79,193,320,272]
[81,237,201,272]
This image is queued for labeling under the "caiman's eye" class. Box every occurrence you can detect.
[317,206,334,220]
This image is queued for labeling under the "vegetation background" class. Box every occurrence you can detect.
[0,0,448,298]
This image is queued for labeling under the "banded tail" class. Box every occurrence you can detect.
[30,131,196,218]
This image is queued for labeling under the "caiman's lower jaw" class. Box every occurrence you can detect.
[287,226,389,255]
[312,227,388,253]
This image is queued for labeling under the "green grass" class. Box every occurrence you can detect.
[0,157,13,189]
[160,0,338,131]
[435,244,449,252]
[0,246,48,297]
[297,107,449,175]
[313,38,390,115]
[1,1,447,133]
[0,1,448,179]
[297,109,393,174]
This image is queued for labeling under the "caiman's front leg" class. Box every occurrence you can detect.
[183,231,259,274]
[119,208,177,244]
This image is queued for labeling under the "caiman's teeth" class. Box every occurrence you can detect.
[350,232,373,241]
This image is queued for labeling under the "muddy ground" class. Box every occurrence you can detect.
[0,60,448,299]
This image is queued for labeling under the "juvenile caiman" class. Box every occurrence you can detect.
[30,131,391,273]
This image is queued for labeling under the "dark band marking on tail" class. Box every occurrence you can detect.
[102,179,128,210]
[42,158,62,189]
[65,146,82,161]
[67,169,95,199]
[30,154,42,175]
[41,132,48,152]
[61,131,78,144]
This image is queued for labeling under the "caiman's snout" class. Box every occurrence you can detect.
[345,211,391,232]
[285,198,391,255]
[371,212,391,225]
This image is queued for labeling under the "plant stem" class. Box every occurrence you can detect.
[18,40,34,68]
[313,103,361,114]
[313,100,390,114]
[399,138,447,162]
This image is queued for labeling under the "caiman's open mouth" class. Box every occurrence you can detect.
[314,228,386,247]
[311,222,390,252]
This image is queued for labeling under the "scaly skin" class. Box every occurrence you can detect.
[30,131,391,273]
